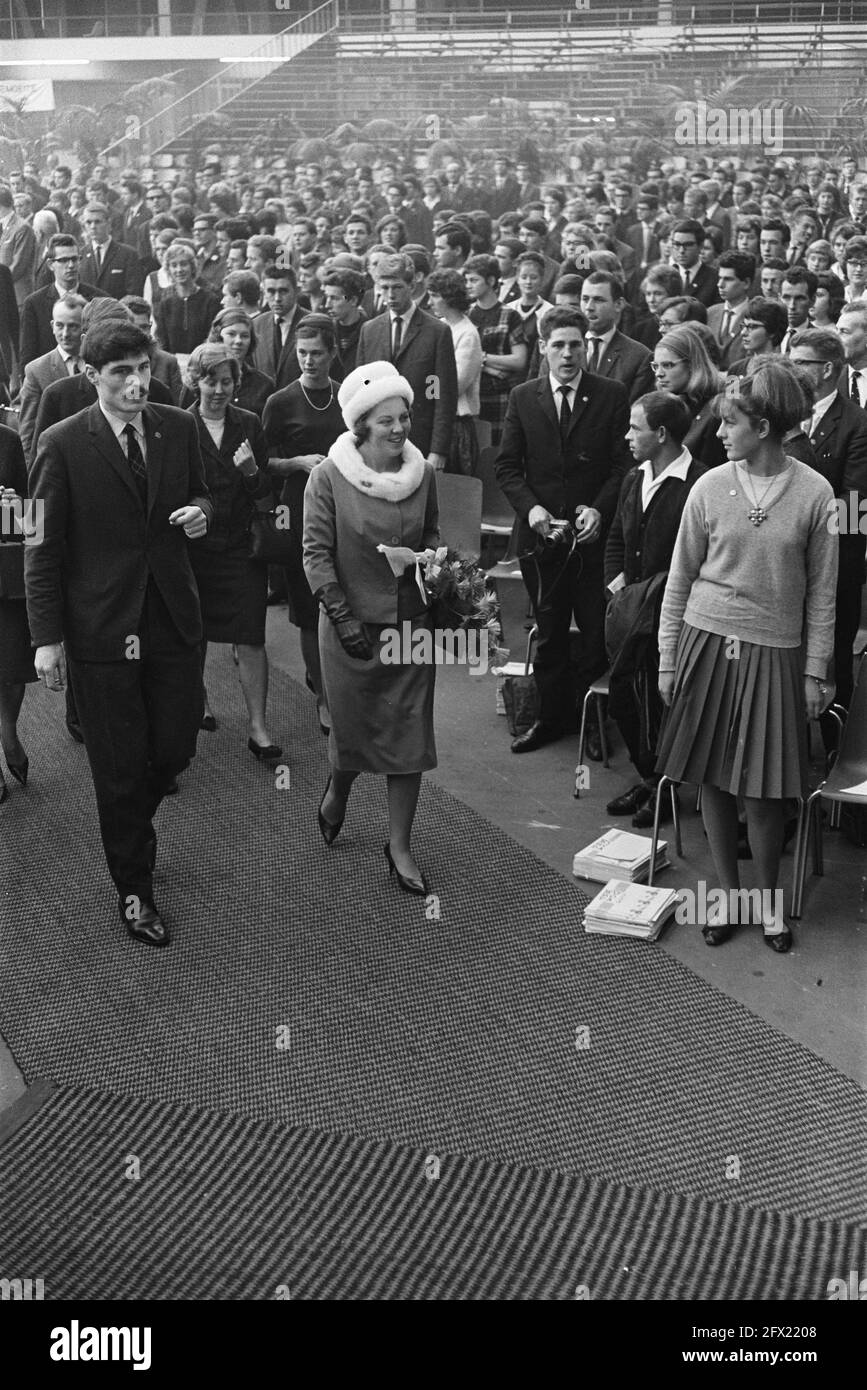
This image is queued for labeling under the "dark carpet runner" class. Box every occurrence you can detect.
[0,650,865,1296]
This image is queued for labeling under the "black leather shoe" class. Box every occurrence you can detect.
[317,779,345,846]
[511,721,564,754]
[384,843,428,895]
[764,925,793,953]
[248,738,283,764]
[702,923,733,946]
[584,724,605,762]
[607,783,652,816]
[632,794,675,829]
[66,719,84,744]
[118,897,170,948]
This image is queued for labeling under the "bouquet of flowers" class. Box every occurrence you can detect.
[419,546,509,668]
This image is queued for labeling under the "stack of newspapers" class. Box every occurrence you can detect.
[582,880,680,941]
[572,829,670,885]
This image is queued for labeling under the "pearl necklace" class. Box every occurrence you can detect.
[299,380,334,412]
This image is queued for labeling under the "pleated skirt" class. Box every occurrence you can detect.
[655,624,808,800]
[320,612,437,775]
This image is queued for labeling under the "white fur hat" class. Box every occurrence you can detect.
[338,360,414,432]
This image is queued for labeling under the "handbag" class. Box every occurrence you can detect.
[0,542,25,601]
[248,499,295,565]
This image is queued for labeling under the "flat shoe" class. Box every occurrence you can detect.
[511,721,563,754]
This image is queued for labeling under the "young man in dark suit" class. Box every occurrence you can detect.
[355,251,457,467]
[18,232,102,369]
[791,327,867,728]
[671,219,720,308]
[579,270,654,404]
[495,306,632,753]
[26,321,213,947]
[17,292,85,463]
[80,202,143,299]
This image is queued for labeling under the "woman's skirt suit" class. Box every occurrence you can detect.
[187,403,272,646]
[303,435,439,774]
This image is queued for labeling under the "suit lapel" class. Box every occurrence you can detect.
[812,397,841,448]
[87,403,141,503]
[567,375,592,436]
[141,405,164,518]
[537,376,559,434]
[396,309,422,360]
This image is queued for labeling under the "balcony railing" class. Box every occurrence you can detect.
[98,0,338,159]
[1,1,864,42]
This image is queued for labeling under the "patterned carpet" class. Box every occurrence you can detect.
[0,650,865,1297]
[1,1083,863,1301]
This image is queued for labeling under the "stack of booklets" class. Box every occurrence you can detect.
[572,829,670,884]
[582,880,680,941]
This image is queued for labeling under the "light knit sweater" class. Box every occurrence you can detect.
[658,457,838,679]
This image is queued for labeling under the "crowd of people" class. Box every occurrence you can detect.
[0,141,864,952]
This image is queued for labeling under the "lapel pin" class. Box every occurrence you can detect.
[154,432,161,439]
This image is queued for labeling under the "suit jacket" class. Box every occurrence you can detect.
[18,280,103,371]
[16,348,73,463]
[838,365,867,412]
[684,398,727,470]
[26,403,213,660]
[0,262,18,382]
[631,315,661,351]
[31,372,172,465]
[356,306,458,458]
[590,329,654,405]
[119,205,151,258]
[79,238,144,298]
[149,347,183,405]
[809,392,867,583]
[707,300,749,369]
[625,222,661,270]
[488,177,522,219]
[678,262,720,308]
[0,213,37,306]
[494,371,632,561]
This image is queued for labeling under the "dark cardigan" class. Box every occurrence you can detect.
[604,454,708,589]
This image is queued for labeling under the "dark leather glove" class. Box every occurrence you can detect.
[314,583,373,661]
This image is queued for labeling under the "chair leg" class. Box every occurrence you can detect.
[695,784,702,814]
[576,686,592,794]
[670,782,682,858]
[524,624,538,674]
[648,775,673,886]
[791,798,810,919]
[596,695,609,767]
[811,794,824,877]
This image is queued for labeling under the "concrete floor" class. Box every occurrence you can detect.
[1,588,864,1115]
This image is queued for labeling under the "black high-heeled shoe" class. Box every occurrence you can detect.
[383,843,428,896]
[248,738,282,764]
[317,779,345,846]
[200,714,217,732]
[5,752,28,787]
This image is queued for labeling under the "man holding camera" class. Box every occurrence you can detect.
[495,306,632,754]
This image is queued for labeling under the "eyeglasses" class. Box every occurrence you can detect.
[846,260,867,269]
[653,360,681,371]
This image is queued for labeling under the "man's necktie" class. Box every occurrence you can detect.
[558,384,571,445]
[94,243,103,271]
[586,336,601,372]
[852,369,866,408]
[123,423,147,505]
[392,314,403,360]
[721,308,733,340]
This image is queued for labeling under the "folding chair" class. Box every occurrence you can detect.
[791,659,867,918]
[476,445,513,566]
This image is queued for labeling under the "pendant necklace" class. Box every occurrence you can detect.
[299,381,334,412]
[739,464,781,527]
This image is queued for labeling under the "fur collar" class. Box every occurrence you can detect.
[329,430,426,501]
